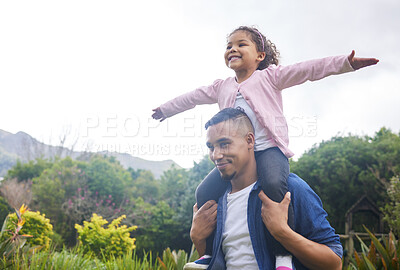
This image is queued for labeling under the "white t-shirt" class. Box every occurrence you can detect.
[234,92,277,151]
[222,182,259,270]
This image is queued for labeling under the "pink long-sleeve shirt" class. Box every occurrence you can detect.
[160,55,354,158]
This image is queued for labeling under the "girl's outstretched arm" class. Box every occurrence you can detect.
[152,107,167,122]
[348,50,379,70]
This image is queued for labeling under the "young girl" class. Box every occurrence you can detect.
[152,26,378,269]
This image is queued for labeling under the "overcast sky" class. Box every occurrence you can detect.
[1,0,399,168]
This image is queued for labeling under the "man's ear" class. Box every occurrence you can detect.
[246,132,255,149]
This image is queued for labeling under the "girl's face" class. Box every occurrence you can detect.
[224,31,265,74]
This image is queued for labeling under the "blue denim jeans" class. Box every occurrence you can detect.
[195,147,293,255]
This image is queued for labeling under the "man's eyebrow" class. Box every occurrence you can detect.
[216,138,231,144]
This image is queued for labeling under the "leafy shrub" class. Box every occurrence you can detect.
[3,209,53,250]
[346,225,399,270]
[75,213,137,259]
[0,205,36,268]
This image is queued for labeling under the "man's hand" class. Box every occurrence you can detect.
[258,191,342,270]
[190,200,218,256]
[258,191,291,238]
[152,107,167,122]
[348,50,379,70]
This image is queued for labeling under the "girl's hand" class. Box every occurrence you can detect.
[152,107,167,122]
[348,50,379,70]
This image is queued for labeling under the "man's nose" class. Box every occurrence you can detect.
[211,147,223,161]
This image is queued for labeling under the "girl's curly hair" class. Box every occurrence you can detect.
[228,26,280,70]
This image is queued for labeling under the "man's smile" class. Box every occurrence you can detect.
[216,161,230,170]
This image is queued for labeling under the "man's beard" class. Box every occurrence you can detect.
[220,171,236,182]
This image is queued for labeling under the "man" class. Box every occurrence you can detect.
[186,108,342,270]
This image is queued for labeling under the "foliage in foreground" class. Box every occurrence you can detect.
[0,245,199,269]
[0,199,201,269]
[0,205,35,269]
[345,226,399,270]
[2,209,53,250]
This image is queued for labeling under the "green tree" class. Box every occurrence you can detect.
[368,128,400,187]
[290,128,400,233]
[127,168,145,180]
[31,157,87,245]
[127,159,214,254]
[130,170,159,204]
[382,175,400,237]
[131,197,179,255]
[6,158,52,182]
[171,156,215,252]
[159,165,189,209]
[85,155,132,204]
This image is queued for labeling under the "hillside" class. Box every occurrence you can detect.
[0,129,179,178]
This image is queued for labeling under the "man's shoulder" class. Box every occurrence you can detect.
[287,173,311,190]
[287,173,323,206]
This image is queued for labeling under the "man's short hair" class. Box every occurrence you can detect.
[205,108,254,133]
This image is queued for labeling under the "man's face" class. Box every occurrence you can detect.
[206,120,252,181]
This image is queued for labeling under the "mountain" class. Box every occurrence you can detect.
[0,129,179,178]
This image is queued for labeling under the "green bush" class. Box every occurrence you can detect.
[75,213,137,259]
[3,210,53,250]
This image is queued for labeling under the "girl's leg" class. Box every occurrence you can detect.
[255,147,294,256]
[195,167,229,208]
[195,167,229,255]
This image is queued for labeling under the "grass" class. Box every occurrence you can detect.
[1,245,199,270]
